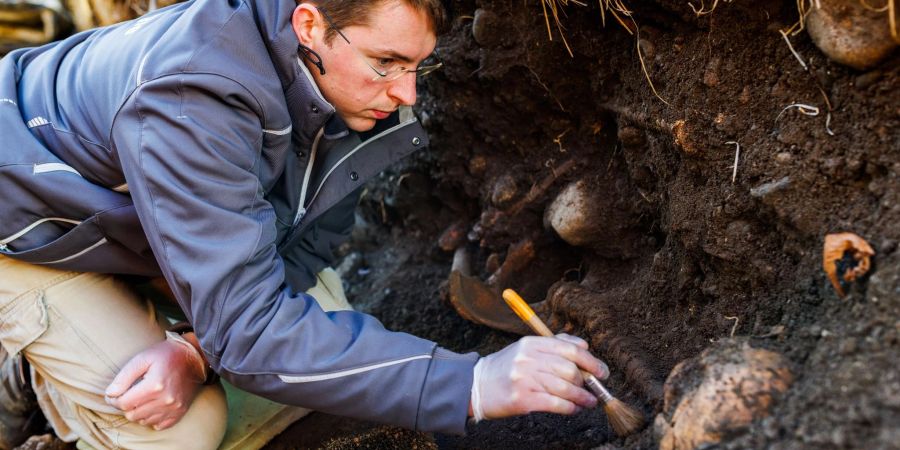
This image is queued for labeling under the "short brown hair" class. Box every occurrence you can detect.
[298,0,449,43]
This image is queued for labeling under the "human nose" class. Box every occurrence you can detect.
[386,72,417,106]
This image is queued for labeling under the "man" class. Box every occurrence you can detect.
[0,0,609,448]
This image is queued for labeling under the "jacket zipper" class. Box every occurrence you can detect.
[0,217,83,252]
[292,127,325,226]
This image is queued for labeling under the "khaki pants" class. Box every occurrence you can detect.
[0,256,350,450]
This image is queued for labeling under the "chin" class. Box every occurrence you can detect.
[345,117,376,132]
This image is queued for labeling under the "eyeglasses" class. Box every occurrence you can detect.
[317,7,443,82]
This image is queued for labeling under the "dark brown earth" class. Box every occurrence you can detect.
[270,0,899,448]
[6,0,898,449]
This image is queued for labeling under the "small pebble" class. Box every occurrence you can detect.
[738,86,751,104]
[472,9,502,47]
[855,70,882,89]
[468,154,488,177]
[638,38,655,60]
[750,177,791,198]
[618,126,646,148]
[775,152,793,165]
[703,57,721,87]
[838,338,858,355]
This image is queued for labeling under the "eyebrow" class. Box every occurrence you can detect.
[370,48,417,64]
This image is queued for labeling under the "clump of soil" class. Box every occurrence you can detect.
[272,0,898,448]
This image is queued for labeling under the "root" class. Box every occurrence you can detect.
[775,103,820,124]
[507,158,579,216]
[818,87,836,136]
[634,19,670,106]
[553,128,572,152]
[724,315,739,337]
[688,0,734,17]
[527,66,568,112]
[600,103,698,153]
[487,239,536,286]
[726,141,740,183]
[545,283,665,405]
[783,0,817,36]
[779,30,808,71]
[600,103,676,135]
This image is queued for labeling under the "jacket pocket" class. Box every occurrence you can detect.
[0,217,82,252]
[0,217,107,266]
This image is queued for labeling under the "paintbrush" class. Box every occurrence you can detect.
[501,289,644,436]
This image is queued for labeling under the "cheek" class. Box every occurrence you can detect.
[336,80,382,110]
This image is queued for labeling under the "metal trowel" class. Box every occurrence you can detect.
[447,246,534,336]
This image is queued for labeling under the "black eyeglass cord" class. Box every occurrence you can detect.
[297,43,326,75]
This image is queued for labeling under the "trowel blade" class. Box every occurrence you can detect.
[448,270,532,336]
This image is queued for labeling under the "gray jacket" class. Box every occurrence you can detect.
[0,0,477,434]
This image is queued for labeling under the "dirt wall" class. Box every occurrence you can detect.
[399,0,898,447]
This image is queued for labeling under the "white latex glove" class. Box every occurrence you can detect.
[104,332,207,430]
[470,334,609,421]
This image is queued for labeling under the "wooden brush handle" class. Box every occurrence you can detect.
[502,289,553,337]
[502,289,614,402]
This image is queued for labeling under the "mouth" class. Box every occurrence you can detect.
[371,109,393,120]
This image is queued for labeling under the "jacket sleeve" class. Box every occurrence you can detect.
[111,74,478,434]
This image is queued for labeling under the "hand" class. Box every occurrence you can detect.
[105,332,207,430]
[470,334,609,421]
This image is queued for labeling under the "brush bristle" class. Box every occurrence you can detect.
[603,398,644,436]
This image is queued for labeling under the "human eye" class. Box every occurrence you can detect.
[375,57,396,69]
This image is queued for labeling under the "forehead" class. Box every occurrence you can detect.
[346,0,437,57]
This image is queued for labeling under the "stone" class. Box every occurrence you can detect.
[545,180,594,247]
[855,70,883,89]
[618,126,646,148]
[703,57,721,87]
[468,154,488,177]
[490,173,519,208]
[672,120,698,154]
[438,221,468,252]
[806,0,899,70]
[775,152,793,165]
[657,340,794,450]
[544,177,645,257]
[638,38,656,60]
[472,9,502,48]
[750,177,791,198]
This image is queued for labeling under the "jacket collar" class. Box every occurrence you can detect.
[248,0,335,144]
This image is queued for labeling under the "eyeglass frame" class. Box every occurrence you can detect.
[316,7,443,82]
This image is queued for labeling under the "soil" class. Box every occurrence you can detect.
[270,0,899,448]
[7,0,898,449]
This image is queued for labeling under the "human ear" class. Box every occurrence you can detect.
[291,2,324,47]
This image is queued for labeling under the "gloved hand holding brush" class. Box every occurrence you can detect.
[470,333,609,421]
